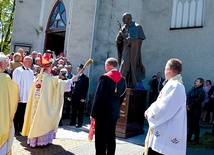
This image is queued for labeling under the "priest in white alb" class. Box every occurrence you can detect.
[144,58,187,155]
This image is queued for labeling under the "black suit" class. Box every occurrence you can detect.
[151,77,165,101]
[4,68,13,78]
[71,74,89,126]
[91,71,126,155]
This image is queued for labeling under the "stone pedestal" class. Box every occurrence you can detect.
[116,88,147,138]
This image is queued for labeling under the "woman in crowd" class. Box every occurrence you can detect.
[207,85,214,124]
[9,52,22,71]
[202,80,212,122]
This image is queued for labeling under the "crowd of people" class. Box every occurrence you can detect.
[0,48,91,153]
[1,48,214,154]
[1,48,128,154]
[148,70,214,150]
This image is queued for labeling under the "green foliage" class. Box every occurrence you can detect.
[188,132,214,148]
[0,0,16,54]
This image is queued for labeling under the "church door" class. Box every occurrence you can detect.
[45,0,66,56]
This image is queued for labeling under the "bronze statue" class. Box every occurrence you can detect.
[116,13,146,88]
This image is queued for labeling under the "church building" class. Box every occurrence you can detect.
[11,0,212,93]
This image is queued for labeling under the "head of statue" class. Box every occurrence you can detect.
[122,13,132,25]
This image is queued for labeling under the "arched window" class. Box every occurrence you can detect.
[48,0,66,29]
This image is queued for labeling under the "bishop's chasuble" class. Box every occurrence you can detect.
[22,73,66,139]
[0,73,19,155]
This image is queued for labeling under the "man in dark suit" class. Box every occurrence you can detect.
[69,64,89,128]
[4,67,13,78]
[90,57,126,155]
[151,72,165,100]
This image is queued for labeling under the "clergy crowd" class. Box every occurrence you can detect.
[0,49,213,155]
[0,49,87,154]
[0,49,126,155]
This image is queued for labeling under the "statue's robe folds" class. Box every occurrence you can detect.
[116,21,146,88]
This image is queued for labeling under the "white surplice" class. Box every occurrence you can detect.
[146,75,187,155]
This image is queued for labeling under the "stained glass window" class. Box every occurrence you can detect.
[49,0,66,29]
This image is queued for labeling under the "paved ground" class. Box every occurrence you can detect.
[12,118,144,155]
[12,117,214,155]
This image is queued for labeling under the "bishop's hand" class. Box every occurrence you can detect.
[71,75,78,82]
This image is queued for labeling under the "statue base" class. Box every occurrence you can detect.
[116,88,147,138]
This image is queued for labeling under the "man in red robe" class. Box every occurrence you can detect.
[90,57,126,154]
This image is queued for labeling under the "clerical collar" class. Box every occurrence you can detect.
[22,66,29,70]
